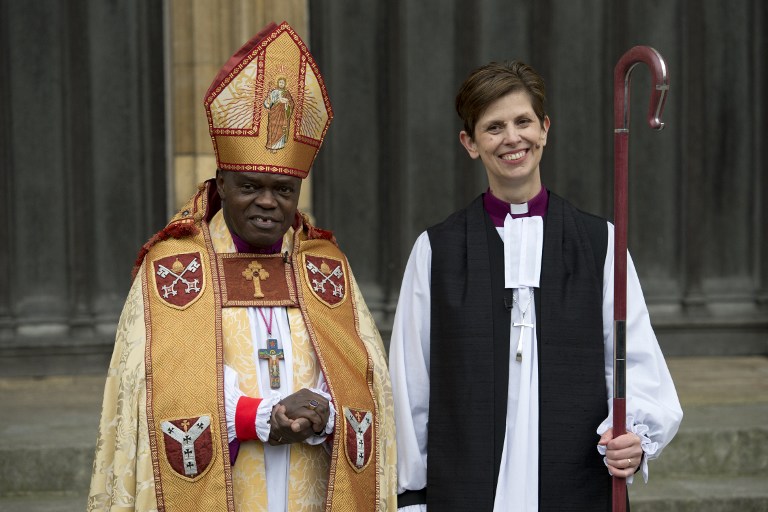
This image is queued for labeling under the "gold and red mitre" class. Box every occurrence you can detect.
[204,21,333,179]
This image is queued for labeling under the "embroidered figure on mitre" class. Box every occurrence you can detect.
[263,75,295,152]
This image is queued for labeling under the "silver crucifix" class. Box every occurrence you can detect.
[512,288,533,362]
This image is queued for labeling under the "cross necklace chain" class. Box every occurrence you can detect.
[512,289,534,362]
[257,308,285,389]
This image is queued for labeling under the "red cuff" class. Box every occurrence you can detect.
[235,396,262,441]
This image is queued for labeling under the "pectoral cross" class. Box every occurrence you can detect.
[513,319,534,361]
[258,338,284,388]
[512,288,533,362]
[242,261,270,298]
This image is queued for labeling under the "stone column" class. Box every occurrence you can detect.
[0,0,167,374]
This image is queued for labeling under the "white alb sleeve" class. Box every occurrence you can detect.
[389,231,433,497]
[597,222,684,483]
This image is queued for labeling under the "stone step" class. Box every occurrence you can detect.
[0,492,85,512]
[648,403,768,477]
[2,407,762,493]
[629,475,768,512]
[0,375,102,496]
[624,356,768,512]
[1,357,767,510]
[0,443,93,495]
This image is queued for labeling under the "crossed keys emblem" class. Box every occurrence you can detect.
[153,252,205,309]
[305,255,346,306]
[157,258,201,297]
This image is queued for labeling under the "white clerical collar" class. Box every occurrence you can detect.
[509,202,529,215]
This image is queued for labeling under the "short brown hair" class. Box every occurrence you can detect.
[455,61,547,138]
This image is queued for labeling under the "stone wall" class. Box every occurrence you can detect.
[308,0,768,355]
[0,0,167,374]
[1,1,765,377]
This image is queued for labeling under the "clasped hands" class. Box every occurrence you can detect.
[268,388,330,446]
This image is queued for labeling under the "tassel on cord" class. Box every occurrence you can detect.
[131,220,199,280]
[301,212,337,245]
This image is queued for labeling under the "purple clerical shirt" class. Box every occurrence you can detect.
[230,230,283,254]
[482,186,549,227]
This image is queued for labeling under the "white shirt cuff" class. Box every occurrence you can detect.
[223,365,245,443]
[304,387,336,445]
[256,392,284,442]
[596,416,657,484]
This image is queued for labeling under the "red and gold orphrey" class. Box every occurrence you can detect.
[142,183,380,512]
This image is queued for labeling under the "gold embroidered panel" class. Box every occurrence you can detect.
[217,253,299,307]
